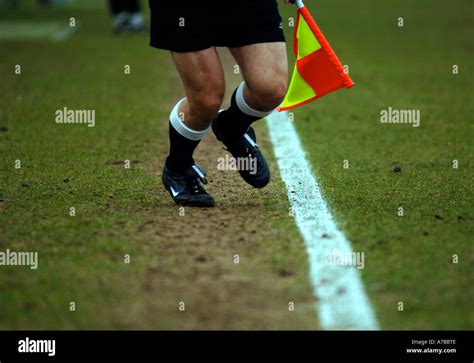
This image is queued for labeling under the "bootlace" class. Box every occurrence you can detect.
[186,166,208,194]
[187,177,206,194]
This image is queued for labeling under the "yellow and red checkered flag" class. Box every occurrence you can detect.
[279,0,354,111]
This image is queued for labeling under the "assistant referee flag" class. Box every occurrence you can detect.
[279,0,354,111]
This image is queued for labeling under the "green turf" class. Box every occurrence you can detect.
[0,3,317,329]
[0,0,472,330]
[278,0,474,329]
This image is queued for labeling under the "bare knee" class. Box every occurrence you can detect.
[186,82,225,129]
[247,76,288,111]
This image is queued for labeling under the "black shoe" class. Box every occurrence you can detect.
[162,163,215,208]
[212,123,270,189]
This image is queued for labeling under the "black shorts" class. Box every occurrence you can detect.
[149,0,285,52]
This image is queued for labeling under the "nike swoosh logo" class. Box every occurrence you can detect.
[170,187,179,197]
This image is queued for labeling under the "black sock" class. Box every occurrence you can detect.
[166,122,200,173]
[214,88,261,144]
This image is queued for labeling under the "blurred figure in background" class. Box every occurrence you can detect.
[109,0,146,33]
[6,0,52,8]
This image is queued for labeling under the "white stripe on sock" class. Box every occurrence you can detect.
[169,98,210,141]
[235,82,272,119]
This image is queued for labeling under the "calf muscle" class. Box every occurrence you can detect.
[171,48,226,131]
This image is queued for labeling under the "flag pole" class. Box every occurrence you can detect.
[295,0,305,9]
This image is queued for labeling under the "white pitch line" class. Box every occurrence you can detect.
[266,110,379,330]
[51,23,78,42]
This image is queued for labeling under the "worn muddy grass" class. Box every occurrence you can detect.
[0,6,317,329]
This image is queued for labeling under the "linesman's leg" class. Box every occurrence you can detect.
[162,48,225,207]
[212,42,288,188]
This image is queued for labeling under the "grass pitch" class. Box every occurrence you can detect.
[0,2,316,329]
[290,0,474,329]
[0,0,473,329]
